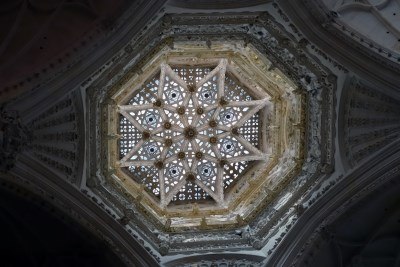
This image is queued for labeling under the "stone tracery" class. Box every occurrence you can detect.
[106,39,306,233]
[118,59,269,207]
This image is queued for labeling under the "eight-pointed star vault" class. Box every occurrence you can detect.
[118,59,269,207]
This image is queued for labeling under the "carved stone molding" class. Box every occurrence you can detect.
[105,43,304,230]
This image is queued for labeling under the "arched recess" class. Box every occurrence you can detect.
[1,151,160,267]
[323,0,400,59]
[277,0,400,98]
[0,0,130,103]
[0,179,125,267]
[266,138,400,267]
[338,76,400,171]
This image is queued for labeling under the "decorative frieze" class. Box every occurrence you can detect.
[343,78,400,167]
[28,91,84,184]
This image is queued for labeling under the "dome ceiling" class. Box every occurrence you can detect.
[2,1,400,266]
[86,9,335,259]
[105,42,304,230]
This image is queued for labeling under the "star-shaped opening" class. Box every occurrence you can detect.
[118,59,269,207]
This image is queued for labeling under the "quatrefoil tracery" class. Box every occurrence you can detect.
[118,59,269,207]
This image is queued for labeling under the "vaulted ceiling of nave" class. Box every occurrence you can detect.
[1,1,400,266]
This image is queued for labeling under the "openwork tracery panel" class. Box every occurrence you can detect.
[118,59,268,207]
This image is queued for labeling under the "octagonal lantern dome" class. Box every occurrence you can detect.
[105,42,305,230]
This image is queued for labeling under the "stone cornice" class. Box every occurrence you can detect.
[6,153,159,266]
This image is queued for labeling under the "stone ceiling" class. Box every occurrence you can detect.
[85,8,335,260]
[1,0,400,266]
